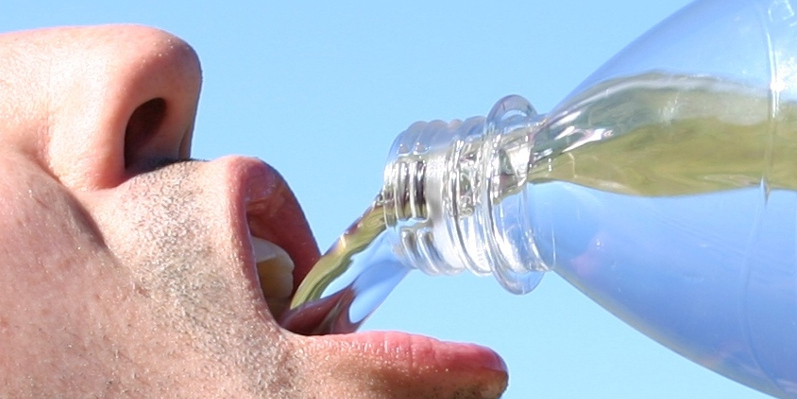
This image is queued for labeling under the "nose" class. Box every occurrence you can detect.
[35,25,202,189]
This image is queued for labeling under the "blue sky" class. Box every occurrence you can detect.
[3,1,775,398]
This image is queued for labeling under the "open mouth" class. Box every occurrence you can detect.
[238,158,367,334]
[230,157,508,397]
[243,193,319,330]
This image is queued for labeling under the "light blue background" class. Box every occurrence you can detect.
[3,1,774,398]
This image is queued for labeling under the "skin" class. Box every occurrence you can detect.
[0,25,508,398]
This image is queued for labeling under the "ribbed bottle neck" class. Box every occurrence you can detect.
[380,95,549,294]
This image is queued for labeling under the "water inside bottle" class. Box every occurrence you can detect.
[521,73,797,397]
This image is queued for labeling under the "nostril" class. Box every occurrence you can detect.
[125,97,167,168]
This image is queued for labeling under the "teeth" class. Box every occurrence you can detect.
[251,236,295,317]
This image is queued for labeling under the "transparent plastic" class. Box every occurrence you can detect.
[281,0,797,397]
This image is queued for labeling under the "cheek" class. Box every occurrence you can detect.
[0,169,111,296]
[0,169,142,389]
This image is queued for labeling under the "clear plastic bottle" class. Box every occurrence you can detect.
[282,0,797,397]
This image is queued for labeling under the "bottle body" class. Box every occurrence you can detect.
[385,79,797,399]
[381,0,797,395]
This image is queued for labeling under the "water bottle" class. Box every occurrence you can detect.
[281,0,797,397]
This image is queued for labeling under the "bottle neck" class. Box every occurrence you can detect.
[381,95,549,294]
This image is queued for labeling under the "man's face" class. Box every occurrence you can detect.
[0,25,507,398]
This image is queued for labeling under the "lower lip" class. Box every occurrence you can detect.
[319,330,507,373]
